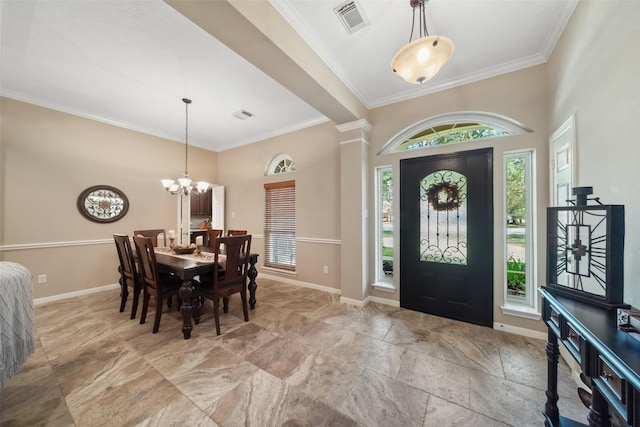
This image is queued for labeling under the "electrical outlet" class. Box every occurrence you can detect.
[38,274,47,284]
[323,266,329,274]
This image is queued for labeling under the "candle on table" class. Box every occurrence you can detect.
[195,235,203,246]
[168,230,175,239]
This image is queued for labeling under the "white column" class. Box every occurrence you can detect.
[337,119,371,304]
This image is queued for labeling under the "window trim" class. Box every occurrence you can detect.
[502,149,537,316]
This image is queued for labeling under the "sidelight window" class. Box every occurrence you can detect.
[374,167,394,288]
[504,150,536,312]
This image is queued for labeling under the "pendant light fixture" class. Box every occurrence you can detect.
[391,0,454,85]
[161,98,209,196]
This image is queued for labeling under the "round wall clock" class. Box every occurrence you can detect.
[77,185,129,223]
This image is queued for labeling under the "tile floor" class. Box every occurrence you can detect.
[1,279,589,426]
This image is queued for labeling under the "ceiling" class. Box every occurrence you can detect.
[0,0,578,152]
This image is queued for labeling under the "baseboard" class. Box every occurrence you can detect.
[367,295,400,307]
[34,283,120,305]
[339,296,367,307]
[259,272,341,294]
[493,322,547,340]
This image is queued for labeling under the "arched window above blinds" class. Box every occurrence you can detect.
[266,154,296,175]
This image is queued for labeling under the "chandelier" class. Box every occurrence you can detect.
[161,98,209,196]
[391,0,454,85]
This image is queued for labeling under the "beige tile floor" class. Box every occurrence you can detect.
[1,279,589,426]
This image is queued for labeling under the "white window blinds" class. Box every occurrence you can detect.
[264,180,296,271]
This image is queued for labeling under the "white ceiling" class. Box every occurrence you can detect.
[0,0,577,152]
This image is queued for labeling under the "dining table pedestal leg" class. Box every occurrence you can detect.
[248,254,259,309]
[179,280,194,339]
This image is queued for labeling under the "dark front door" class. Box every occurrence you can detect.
[400,148,493,327]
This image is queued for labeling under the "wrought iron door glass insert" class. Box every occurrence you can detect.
[419,170,467,264]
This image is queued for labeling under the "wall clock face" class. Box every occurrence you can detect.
[546,204,625,308]
[77,185,129,223]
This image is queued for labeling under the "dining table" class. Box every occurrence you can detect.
[153,247,259,339]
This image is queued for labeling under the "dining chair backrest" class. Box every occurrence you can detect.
[133,236,161,292]
[226,230,248,253]
[133,229,166,247]
[114,234,138,283]
[211,235,252,296]
[113,233,142,318]
[207,229,223,247]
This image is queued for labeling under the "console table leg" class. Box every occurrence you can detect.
[543,329,561,426]
[587,386,611,427]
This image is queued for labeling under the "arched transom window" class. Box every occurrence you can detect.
[379,111,532,155]
[266,154,296,175]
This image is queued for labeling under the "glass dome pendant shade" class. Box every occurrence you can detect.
[161,98,210,196]
[391,0,454,85]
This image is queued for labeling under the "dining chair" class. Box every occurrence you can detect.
[193,234,252,335]
[133,236,183,333]
[113,234,142,319]
[133,229,166,247]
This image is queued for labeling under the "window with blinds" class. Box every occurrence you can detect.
[264,180,296,271]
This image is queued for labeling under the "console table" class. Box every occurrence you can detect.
[540,288,640,427]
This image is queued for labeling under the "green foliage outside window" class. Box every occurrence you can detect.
[396,126,507,152]
[506,157,526,224]
[506,256,526,297]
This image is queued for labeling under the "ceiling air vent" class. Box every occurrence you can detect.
[232,110,254,120]
[334,1,369,34]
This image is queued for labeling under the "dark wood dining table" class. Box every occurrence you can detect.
[154,248,259,339]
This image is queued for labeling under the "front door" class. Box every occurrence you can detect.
[400,148,493,327]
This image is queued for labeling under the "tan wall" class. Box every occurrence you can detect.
[0,97,218,298]
[217,121,342,289]
[368,64,550,332]
[547,0,640,307]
